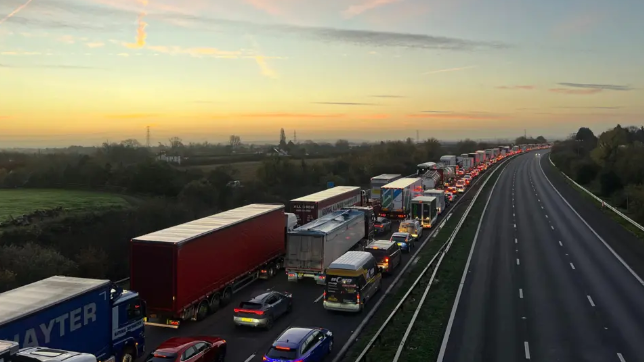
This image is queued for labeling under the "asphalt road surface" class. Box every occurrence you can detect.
[441,151,644,362]
[141,161,501,362]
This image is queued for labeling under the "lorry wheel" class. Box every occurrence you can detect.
[209,294,220,313]
[121,348,135,362]
[220,288,233,306]
[267,265,276,278]
[196,301,209,321]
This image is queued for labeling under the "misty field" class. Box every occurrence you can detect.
[0,189,131,221]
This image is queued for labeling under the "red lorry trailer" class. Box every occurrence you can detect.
[130,203,286,328]
[290,186,362,225]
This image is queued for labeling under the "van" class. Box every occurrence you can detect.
[399,219,423,240]
[364,240,401,274]
[323,251,383,312]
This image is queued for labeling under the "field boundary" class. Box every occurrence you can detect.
[548,154,644,233]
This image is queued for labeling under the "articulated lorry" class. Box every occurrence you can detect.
[130,203,286,328]
[285,209,372,284]
[381,177,424,219]
[460,155,474,170]
[468,152,481,166]
[370,174,402,203]
[439,155,457,167]
[411,196,438,229]
[0,276,145,362]
[290,186,362,225]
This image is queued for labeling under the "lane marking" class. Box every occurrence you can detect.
[314,293,324,303]
[570,262,576,270]
[524,341,531,359]
[545,214,548,218]
[513,213,515,217]
[541,206,544,209]
[517,258,520,265]
[244,355,255,362]
[551,225,555,230]
[559,240,562,246]
[617,353,626,362]
[587,295,595,307]
[538,199,541,202]
[514,224,517,228]
[519,289,523,298]
[515,238,518,244]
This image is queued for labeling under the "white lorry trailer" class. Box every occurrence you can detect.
[439,155,457,167]
[423,189,446,214]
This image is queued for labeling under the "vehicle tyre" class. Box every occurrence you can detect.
[196,301,209,321]
[220,288,233,307]
[268,265,276,278]
[121,348,135,362]
[328,339,333,353]
[209,294,220,314]
[265,316,274,330]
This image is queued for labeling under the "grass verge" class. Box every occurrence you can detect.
[548,156,644,241]
[0,189,131,222]
[399,160,507,361]
[340,161,507,362]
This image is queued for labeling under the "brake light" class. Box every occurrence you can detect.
[384,257,389,262]
[263,357,268,361]
[357,292,361,304]
[234,308,264,315]
[275,346,291,351]
[153,354,169,358]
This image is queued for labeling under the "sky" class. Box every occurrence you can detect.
[0,0,643,147]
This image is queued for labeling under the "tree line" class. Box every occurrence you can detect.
[550,125,644,223]
[0,135,545,292]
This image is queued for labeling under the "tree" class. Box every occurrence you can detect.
[168,137,184,149]
[279,128,287,148]
[575,127,596,142]
[120,139,142,148]
[0,243,78,291]
[229,135,241,149]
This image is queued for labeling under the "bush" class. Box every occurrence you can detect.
[0,243,78,292]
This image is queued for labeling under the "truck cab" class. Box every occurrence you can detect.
[110,287,146,362]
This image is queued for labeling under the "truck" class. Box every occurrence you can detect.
[1,340,97,362]
[410,196,438,229]
[468,152,480,166]
[0,276,145,362]
[381,177,424,219]
[460,155,474,170]
[285,209,370,284]
[130,203,286,328]
[341,206,376,241]
[370,174,402,203]
[436,166,456,186]
[419,171,441,190]
[439,155,457,167]
[423,189,446,214]
[512,145,520,153]
[485,149,494,162]
[290,186,362,225]
[476,150,487,163]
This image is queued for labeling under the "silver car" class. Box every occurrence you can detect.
[233,291,292,329]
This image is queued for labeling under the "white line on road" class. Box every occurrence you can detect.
[617,353,626,362]
[538,199,541,202]
[519,289,523,298]
[524,341,531,359]
[559,241,563,246]
[514,224,517,228]
[587,295,595,306]
[541,206,544,209]
[517,258,520,265]
[570,262,576,270]
[515,238,518,244]
[244,354,255,362]
[314,293,324,303]
[545,214,548,218]
[551,225,555,230]
[513,213,515,217]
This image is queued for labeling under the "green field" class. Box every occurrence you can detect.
[0,189,132,221]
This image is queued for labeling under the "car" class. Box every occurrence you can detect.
[146,336,227,362]
[373,217,392,234]
[463,175,472,185]
[399,219,423,241]
[390,232,413,253]
[233,291,292,329]
[455,180,466,193]
[263,327,333,362]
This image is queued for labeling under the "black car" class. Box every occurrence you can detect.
[374,217,392,234]
[233,291,292,329]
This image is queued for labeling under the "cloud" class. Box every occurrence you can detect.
[423,65,477,75]
[421,110,452,113]
[244,0,283,15]
[124,12,148,49]
[554,106,623,109]
[342,0,402,19]
[146,45,244,58]
[0,116,10,120]
[0,63,102,69]
[254,56,278,79]
[357,114,391,119]
[105,113,159,119]
[313,102,378,106]
[2,16,106,30]
[86,42,105,48]
[370,95,406,98]
[496,85,536,90]
[1,51,41,55]
[0,0,35,26]
[557,82,633,91]
[117,53,130,57]
[407,112,505,120]
[230,113,345,118]
[549,88,601,95]
[553,12,601,37]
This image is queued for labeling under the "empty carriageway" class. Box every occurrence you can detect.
[438,150,644,362]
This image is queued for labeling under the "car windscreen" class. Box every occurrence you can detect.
[391,235,407,243]
[399,223,414,233]
[266,347,298,359]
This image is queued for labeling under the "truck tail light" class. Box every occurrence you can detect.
[356,293,361,304]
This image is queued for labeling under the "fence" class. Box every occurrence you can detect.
[548,154,644,233]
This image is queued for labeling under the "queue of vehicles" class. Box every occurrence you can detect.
[0,143,549,362]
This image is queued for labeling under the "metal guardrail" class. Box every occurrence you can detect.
[337,154,517,362]
[548,154,644,233]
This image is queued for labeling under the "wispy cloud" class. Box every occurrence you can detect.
[496,85,536,90]
[231,113,345,118]
[407,112,505,120]
[557,82,633,91]
[342,0,402,19]
[422,110,453,113]
[554,106,623,109]
[0,63,103,69]
[86,42,105,48]
[313,102,378,106]
[0,0,35,26]
[117,53,130,57]
[124,0,149,49]
[254,56,278,79]
[244,0,283,15]
[0,116,11,120]
[423,65,477,75]
[553,12,601,37]
[105,113,159,119]
[549,88,601,95]
[370,95,406,98]
[146,45,243,58]
[57,35,76,44]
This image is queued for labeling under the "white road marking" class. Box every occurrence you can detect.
[515,238,518,244]
[314,293,324,303]
[524,341,531,359]
[519,289,523,298]
[541,206,544,209]
[545,214,548,218]
[570,263,576,270]
[538,199,541,202]
[244,355,255,362]
[412,256,420,265]
[514,224,517,228]
[517,258,520,265]
[551,225,555,230]
[559,241,563,246]
[617,353,626,362]
[587,295,595,307]
[513,213,515,217]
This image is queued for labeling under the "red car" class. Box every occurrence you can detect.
[147,336,227,362]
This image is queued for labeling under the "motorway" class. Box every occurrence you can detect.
[440,151,644,362]
[141,162,497,362]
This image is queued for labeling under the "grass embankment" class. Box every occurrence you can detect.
[548,155,644,241]
[183,158,336,181]
[341,161,508,362]
[0,189,132,222]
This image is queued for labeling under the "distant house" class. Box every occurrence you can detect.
[266,148,289,157]
[156,152,182,165]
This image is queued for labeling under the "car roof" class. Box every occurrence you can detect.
[366,240,396,249]
[274,328,315,349]
[376,217,388,221]
[392,232,410,237]
[155,336,224,354]
[248,292,272,303]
